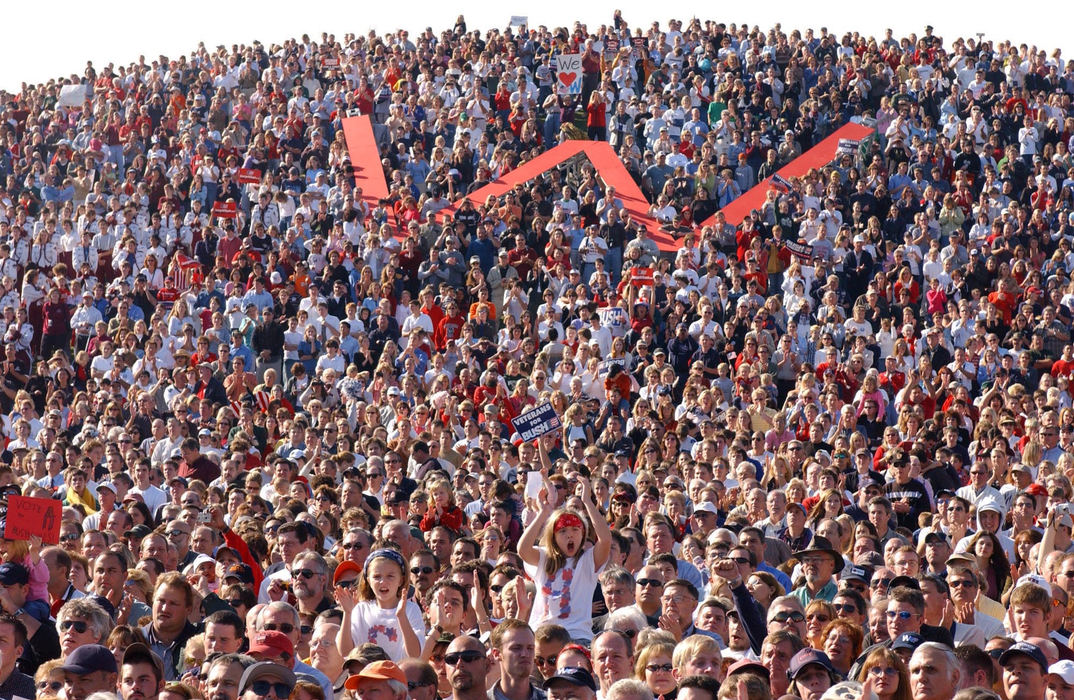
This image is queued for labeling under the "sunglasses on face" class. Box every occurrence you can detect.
[886,610,915,620]
[60,620,89,633]
[226,599,246,608]
[872,577,895,588]
[263,623,295,634]
[249,681,292,698]
[637,578,663,588]
[444,650,484,666]
[292,569,322,580]
[772,611,805,623]
[410,566,434,575]
[38,681,63,691]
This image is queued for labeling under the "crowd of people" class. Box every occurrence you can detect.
[0,9,1073,700]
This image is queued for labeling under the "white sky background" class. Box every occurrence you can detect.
[1,0,1069,93]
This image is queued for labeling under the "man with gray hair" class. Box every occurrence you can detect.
[592,567,635,633]
[909,642,961,700]
[289,552,333,615]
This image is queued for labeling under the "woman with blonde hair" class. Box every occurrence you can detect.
[634,641,676,699]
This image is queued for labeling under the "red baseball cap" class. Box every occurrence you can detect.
[249,631,294,660]
[333,560,362,585]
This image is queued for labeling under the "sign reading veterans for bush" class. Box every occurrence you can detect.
[556,54,582,95]
[837,138,861,156]
[512,402,562,442]
[5,495,62,544]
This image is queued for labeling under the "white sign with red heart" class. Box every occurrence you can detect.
[556,53,582,95]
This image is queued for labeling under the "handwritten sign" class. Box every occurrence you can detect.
[511,402,562,442]
[509,15,528,28]
[632,37,648,61]
[236,168,262,185]
[212,201,238,219]
[5,495,62,544]
[556,54,582,95]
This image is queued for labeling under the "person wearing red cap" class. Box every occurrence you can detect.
[343,660,407,700]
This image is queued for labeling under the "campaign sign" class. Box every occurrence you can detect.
[212,201,238,219]
[237,168,262,184]
[556,54,582,95]
[837,138,860,156]
[604,38,620,58]
[512,402,562,442]
[5,495,62,544]
[322,57,340,68]
[510,16,529,28]
[630,266,654,286]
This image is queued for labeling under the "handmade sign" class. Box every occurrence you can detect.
[5,495,62,544]
[784,240,816,261]
[512,402,562,442]
[556,54,582,95]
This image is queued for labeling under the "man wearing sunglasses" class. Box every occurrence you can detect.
[238,660,296,700]
[254,604,333,699]
[290,552,334,615]
[444,635,490,700]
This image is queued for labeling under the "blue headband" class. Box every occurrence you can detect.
[364,548,407,572]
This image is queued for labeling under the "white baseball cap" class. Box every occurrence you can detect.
[1050,660,1074,685]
